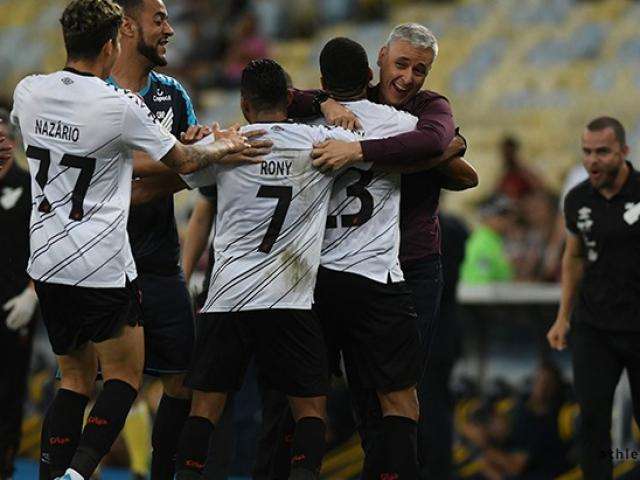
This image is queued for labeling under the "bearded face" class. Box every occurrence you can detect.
[132,0,173,67]
[582,128,628,191]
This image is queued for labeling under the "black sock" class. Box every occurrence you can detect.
[70,379,138,479]
[378,415,418,479]
[289,417,325,479]
[271,408,295,479]
[151,394,191,479]
[174,416,214,478]
[39,388,89,479]
[39,405,51,480]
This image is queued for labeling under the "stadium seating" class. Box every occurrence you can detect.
[4,0,640,213]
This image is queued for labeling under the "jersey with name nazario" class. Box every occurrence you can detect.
[182,122,362,312]
[315,100,417,283]
[10,70,176,288]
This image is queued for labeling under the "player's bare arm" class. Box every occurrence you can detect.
[132,123,211,177]
[213,127,273,163]
[131,174,188,205]
[133,150,172,177]
[180,124,212,144]
[320,98,362,130]
[311,139,364,172]
[311,126,465,173]
[547,232,584,350]
[182,197,216,284]
[160,125,251,174]
[436,157,478,191]
[435,129,476,189]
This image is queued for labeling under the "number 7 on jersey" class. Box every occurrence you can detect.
[257,185,293,253]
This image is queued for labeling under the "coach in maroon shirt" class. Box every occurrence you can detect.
[288,23,475,479]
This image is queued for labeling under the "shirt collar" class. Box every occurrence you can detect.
[63,67,96,77]
[106,72,152,96]
[367,84,381,104]
[250,119,293,124]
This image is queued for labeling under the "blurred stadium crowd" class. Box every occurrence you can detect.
[4,0,640,478]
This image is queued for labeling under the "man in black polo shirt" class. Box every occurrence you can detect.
[548,116,640,479]
[0,109,38,479]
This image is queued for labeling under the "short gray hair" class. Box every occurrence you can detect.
[386,23,439,58]
[0,108,18,140]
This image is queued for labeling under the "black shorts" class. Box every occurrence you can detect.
[185,310,329,397]
[138,272,194,376]
[314,267,421,392]
[35,279,142,356]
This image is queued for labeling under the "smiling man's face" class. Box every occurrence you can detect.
[377,39,435,107]
[132,0,174,67]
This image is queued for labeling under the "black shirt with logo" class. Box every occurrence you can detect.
[107,72,197,276]
[0,163,31,315]
[564,163,640,332]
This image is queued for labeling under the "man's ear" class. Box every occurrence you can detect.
[622,144,630,160]
[102,38,115,58]
[286,89,294,108]
[240,95,251,122]
[367,67,373,82]
[377,46,386,67]
[121,15,137,38]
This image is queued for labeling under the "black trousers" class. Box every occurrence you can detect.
[0,319,36,478]
[571,321,640,480]
[405,257,450,480]
[355,256,445,479]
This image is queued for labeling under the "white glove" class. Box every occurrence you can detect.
[3,286,38,331]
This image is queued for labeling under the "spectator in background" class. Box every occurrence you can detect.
[181,1,224,70]
[496,136,543,202]
[280,0,318,38]
[500,361,570,479]
[217,12,269,88]
[0,109,38,479]
[460,362,570,480]
[461,197,515,284]
[512,191,558,281]
[542,163,588,281]
[253,0,285,38]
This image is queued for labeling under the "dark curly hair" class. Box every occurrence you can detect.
[60,0,123,60]
[241,59,289,112]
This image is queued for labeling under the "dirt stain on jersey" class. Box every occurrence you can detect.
[280,246,310,287]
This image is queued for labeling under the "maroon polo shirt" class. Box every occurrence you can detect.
[288,85,456,262]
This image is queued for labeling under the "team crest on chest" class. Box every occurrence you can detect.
[155,107,174,132]
[0,186,23,210]
[623,202,640,225]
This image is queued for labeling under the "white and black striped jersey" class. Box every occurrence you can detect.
[316,100,418,283]
[181,122,362,312]
[10,69,177,288]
